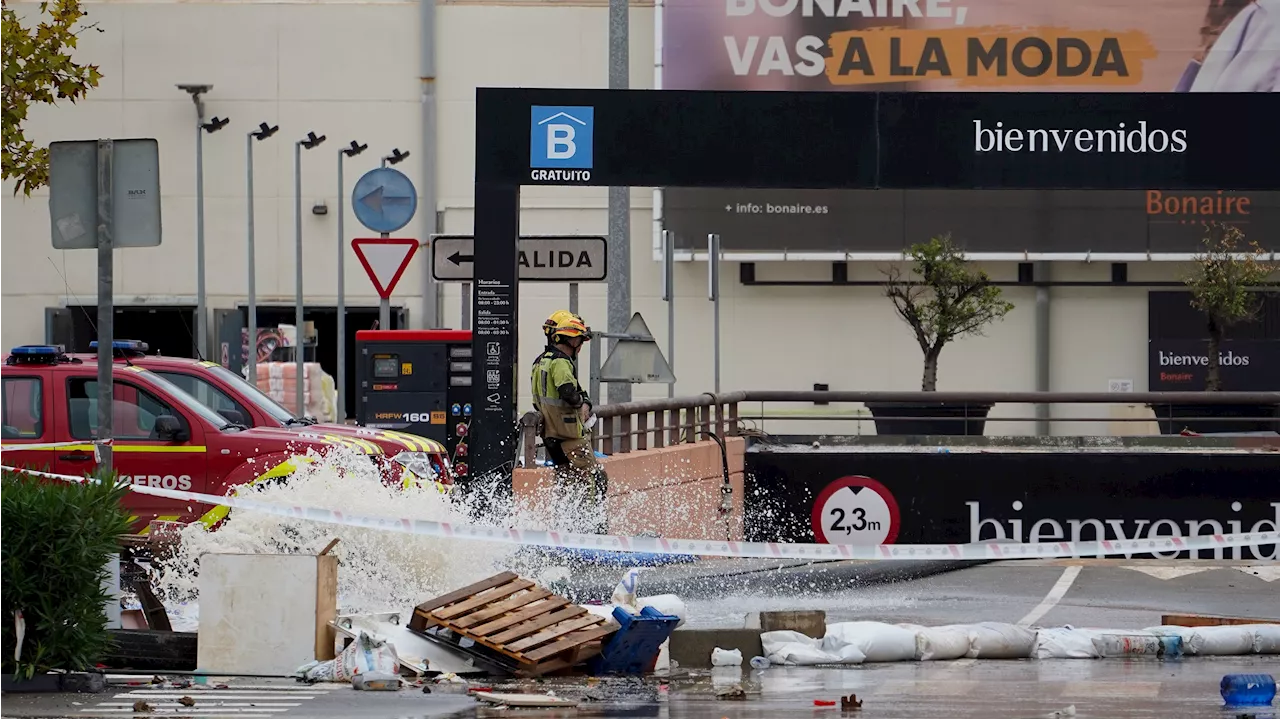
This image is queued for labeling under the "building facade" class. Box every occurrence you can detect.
[3,0,1275,434]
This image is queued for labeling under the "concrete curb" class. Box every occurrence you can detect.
[569,557,988,602]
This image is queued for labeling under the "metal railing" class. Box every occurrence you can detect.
[518,392,747,466]
[517,390,1280,465]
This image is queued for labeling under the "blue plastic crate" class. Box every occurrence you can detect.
[588,605,681,676]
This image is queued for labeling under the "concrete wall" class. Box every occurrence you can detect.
[1,0,1187,436]
[512,438,745,540]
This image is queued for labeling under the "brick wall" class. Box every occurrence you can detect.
[511,438,746,540]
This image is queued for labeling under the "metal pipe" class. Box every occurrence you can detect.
[96,139,115,473]
[420,0,440,329]
[336,152,346,420]
[663,229,675,398]
[245,134,257,388]
[294,141,305,416]
[709,233,721,394]
[461,282,471,329]
[740,390,1280,405]
[195,119,207,359]
[1034,261,1051,435]
[606,0,631,404]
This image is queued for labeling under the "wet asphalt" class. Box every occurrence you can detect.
[4,561,1276,719]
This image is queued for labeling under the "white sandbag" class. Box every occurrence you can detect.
[1243,624,1280,654]
[915,626,972,661]
[825,621,919,663]
[762,630,864,665]
[1033,627,1102,659]
[1145,625,1255,656]
[961,622,1037,659]
[1091,631,1164,657]
[1193,626,1258,656]
[293,631,399,683]
[1143,626,1205,655]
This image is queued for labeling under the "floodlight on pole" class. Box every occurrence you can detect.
[381,148,410,168]
[177,83,222,360]
[335,139,368,421]
[294,131,326,416]
[245,121,279,390]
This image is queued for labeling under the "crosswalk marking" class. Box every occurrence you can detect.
[1122,566,1216,580]
[80,683,335,717]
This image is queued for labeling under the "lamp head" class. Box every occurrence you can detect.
[343,140,368,158]
[383,148,410,166]
[202,116,230,133]
[300,131,326,150]
[252,122,279,140]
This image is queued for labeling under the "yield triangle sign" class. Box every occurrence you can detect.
[352,238,418,299]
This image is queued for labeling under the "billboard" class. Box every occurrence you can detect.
[658,0,1280,258]
[1148,291,1280,391]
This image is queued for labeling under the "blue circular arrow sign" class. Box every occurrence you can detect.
[351,167,418,234]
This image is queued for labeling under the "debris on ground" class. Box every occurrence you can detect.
[178,696,196,707]
[715,684,747,700]
[293,631,400,682]
[131,700,153,712]
[352,671,403,691]
[472,691,579,708]
[841,693,863,711]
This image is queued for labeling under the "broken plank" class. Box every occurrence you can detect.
[411,572,518,619]
[455,588,552,629]
[487,606,587,645]
[470,598,568,637]
[524,623,618,662]
[433,579,535,620]
[508,615,607,653]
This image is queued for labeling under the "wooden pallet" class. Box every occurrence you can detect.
[408,572,617,677]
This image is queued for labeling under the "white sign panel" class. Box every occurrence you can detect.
[431,235,607,283]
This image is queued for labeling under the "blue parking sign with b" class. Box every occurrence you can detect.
[530,106,594,169]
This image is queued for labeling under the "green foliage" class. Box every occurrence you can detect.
[2,0,104,196]
[1183,223,1276,391]
[1,468,131,679]
[884,234,1015,391]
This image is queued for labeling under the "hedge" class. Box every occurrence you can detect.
[1,468,132,679]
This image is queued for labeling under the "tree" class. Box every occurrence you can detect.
[884,234,1015,392]
[2,0,103,196]
[1183,223,1275,391]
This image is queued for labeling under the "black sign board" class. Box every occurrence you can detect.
[664,188,1280,256]
[745,449,1280,560]
[471,89,1280,479]
[1148,291,1280,391]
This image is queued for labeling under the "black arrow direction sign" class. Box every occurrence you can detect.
[431,235,608,283]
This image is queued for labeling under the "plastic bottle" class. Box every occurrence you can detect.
[352,672,402,691]
[1220,674,1277,707]
[750,656,771,670]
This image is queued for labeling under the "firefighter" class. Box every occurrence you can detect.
[531,311,609,533]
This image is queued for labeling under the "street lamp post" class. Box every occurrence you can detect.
[295,131,326,417]
[337,140,368,422]
[177,84,227,359]
[246,122,279,389]
[377,149,412,331]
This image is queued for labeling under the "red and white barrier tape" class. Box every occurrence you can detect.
[4,464,1277,561]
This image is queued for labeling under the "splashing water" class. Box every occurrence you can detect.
[149,447,613,621]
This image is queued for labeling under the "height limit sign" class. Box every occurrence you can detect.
[811,476,901,545]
